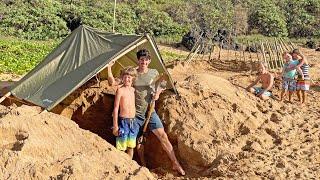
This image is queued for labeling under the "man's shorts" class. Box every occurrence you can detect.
[136,112,164,139]
[296,77,310,91]
[282,78,296,91]
[253,87,272,97]
[116,117,139,151]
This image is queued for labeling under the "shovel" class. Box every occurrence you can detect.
[138,74,167,144]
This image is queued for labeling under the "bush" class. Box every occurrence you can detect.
[0,37,59,74]
[283,0,320,37]
[0,1,68,40]
[248,1,288,37]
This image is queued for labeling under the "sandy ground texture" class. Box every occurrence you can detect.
[0,46,319,179]
[152,47,320,179]
[0,105,154,179]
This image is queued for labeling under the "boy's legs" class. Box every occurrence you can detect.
[297,90,302,103]
[127,148,134,159]
[116,119,129,152]
[302,90,306,104]
[288,79,296,103]
[280,90,286,101]
[135,116,147,166]
[288,91,294,103]
[136,143,146,166]
[136,112,185,175]
[281,79,289,101]
[127,119,139,160]
[152,127,185,175]
[149,112,185,175]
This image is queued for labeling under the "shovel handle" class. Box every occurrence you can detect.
[142,100,155,133]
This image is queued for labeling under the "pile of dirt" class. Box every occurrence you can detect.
[153,61,320,179]
[0,105,154,179]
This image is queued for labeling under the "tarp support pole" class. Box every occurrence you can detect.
[0,92,11,103]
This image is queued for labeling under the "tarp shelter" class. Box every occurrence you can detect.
[6,25,176,110]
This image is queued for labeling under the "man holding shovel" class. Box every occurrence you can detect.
[108,49,185,176]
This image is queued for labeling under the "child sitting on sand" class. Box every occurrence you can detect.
[246,61,274,100]
[280,52,301,102]
[112,67,138,159]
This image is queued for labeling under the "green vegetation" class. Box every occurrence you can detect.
[0,0,319,75]
[1,0,319,41]
[0,36,59,74]
[161,49,187,63]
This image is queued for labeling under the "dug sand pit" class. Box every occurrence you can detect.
[0,105,154,179]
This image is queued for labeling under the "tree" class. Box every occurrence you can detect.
[248,0,288,37]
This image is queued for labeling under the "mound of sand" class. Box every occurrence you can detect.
[154,62,320,179]
[0,105,154,179]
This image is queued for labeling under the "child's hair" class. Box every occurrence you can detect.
[136,49,151,60]
[292,48,300,55]
[120,66,137,78]
[259,61,268,69]
[282,52,292,59]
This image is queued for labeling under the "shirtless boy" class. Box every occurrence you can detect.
[112,67,138,159]
[246,61,274,100]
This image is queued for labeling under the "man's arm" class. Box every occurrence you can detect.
[296,53,305,68]
[107,61,122,86]
[153,73,167,101]
[287,53,305,71]
[246,75,261,90]
[112,89,121,136]
[107,62,116,86]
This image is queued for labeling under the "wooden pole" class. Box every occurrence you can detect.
[186,44,201,64]
[278,38,288,53]
[265,41,274,69]
[0,92,11,103]
[112,0,117,33]
[280,38,291,51]
[273,40,282,68]
[260,41,270,69]
[288,40,296,50]
[276,39,285,67]
[269,41,278,69]
[254,43,260,61]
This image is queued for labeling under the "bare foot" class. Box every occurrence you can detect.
[172,163,185,176]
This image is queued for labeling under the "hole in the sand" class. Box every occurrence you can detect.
[49,79,174,172]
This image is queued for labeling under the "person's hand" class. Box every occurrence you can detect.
[112,126,119,136]
[154,87,165,100]
[107,60,116,68]
[256,91,264,97]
